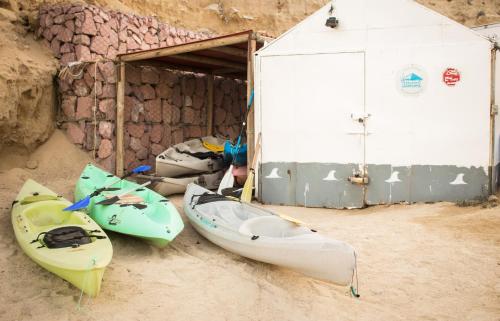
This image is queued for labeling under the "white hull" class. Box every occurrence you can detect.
[183,184,356,285]
[156,137,225,177]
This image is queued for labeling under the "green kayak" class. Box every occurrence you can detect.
[75,164,184,248]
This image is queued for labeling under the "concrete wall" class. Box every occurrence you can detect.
[37,3,246,173]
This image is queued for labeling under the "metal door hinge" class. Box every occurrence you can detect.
[491,104,498,116]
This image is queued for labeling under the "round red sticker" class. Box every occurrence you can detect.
[443,68,460,86]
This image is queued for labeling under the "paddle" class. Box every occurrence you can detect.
[96,181,151,206]
[218,90,255,194]
[63,165,152,211]
[241,133,261,203]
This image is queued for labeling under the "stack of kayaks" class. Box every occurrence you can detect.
[11,179,112,297]
[183,183,357,285]
[75,163,184,248]
[153,136,226,195]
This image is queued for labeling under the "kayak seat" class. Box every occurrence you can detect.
[24,201,86,227]
[238,216,310,238]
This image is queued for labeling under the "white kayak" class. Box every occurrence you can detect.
[137,170,225,196]
[156,137,225,178]
[183,183,357,286]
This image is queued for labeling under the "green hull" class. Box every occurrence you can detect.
[75,164,184,247]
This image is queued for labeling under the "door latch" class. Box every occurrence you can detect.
[348,172,369,185]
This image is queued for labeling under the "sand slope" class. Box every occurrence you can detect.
[0,131,499,321]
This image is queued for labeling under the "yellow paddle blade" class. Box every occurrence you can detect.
[202,141,224,153]
[276,213,306,225]
[240,171,254,203]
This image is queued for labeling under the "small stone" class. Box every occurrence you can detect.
[61,96,76,119]
[99,99,116,120]
[488,195,498,202]
[129,137,142,151]
[99,121,113,139]
[100,84,116,98]
[76,96,93,119]
[182,77,196,96]
[151,143,164,156]
[98,62,116,83]
[98,139,113,159]
[144,99,162,122]
[81,10,97,35]
[75,44,91,61]
[90,36,109,55]
[26,159,38,170]
[140,84,156,100]
[126,65,141,85]
[141,68,160,84]
[67,123,85,144]
[155,83,171,99]
[150,124,163,143]
[182,107,196,124]
[127,123,145,138]
[55,26,73,42]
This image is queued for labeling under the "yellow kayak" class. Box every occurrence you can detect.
[11,179,113,297]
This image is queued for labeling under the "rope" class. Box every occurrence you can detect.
[350,251,360,298]
[77,256,97,310]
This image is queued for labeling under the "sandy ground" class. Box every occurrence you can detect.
[0,130,498,321]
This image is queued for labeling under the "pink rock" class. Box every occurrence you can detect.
[139,25,148,34]
[172,85,182,107]
[100,84,116,98]
[136,146,148,160]
[107,46,118,60]
[173,37,183,45]
[60,53,76,66]
[68,5,84,14]
[150,124,163,143]
[155,83,171,99]
[214,88,224,107]
[130,85,144,101]
[108,17,118,31]
[75,44,91,61]
[126,37,140,51]
[140,133,150,148]
[90,36,108,55]
[189,126,202,138]
[214,108,226,126]
[50,24,62,36]
[118,43,127,54]
[65,18,75,30]
[166,36,175,47]
[182,107,195,124]
[108,29,119,49]
[50,38,61,57]
[94,15,104,24]
[222,96,232,111]
[98,121,114,139]
[140,43,150,51]
[73,79,90,96]
[144,32,158,45]
[127,123,145,138]
[158,29,168,42]
[125,65,141,85]
[66,123,85,144]
[160,70,179,86]
[98,62,116,83]
[60,43,73,53]
[97,153,115,173]
[141,68,159,84]
[56,26,73,42]
[192,95,204,110]
[172,128,183,145]
[98,139,113,158]
[182,77,196,96]
[129,137,142,151]
[76,96,93,119]
[118,29,127,42]
[73,34,90,45]
[53,14,65,24]
[195,77,206,97]
[42,28,54,41]
[61,96,76,119]
[184,96,193,107]
[151,143,164,156]
[99,23,113,38]
[144,99,162,122]
[81,10,97,35]
[124,149,136,168]
[221,79,234,94]
[99,99,116,120]
[140,84,156,100]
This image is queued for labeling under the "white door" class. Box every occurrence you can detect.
[259,52,366,208]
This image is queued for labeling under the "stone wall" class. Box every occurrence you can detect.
[37,3,246,173]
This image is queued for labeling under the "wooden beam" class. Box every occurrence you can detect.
[208,46,248,58]
[116,61,125,176]
[119,33,250,62]
[170,53,246,70]
[130,60,211,75]
[246,37,257,174]
[207,73,214,136]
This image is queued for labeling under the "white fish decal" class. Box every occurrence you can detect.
[450,173,467,185]
[385,171,402,183]
[266,168,282,179]
[323,170,338,181]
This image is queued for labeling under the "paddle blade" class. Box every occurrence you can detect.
[96,196,119,206]
[240,171,254,203]
[63,196,90,211]
[132,165,151,174]
[218,165,235,194]
[277,213,306,225]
